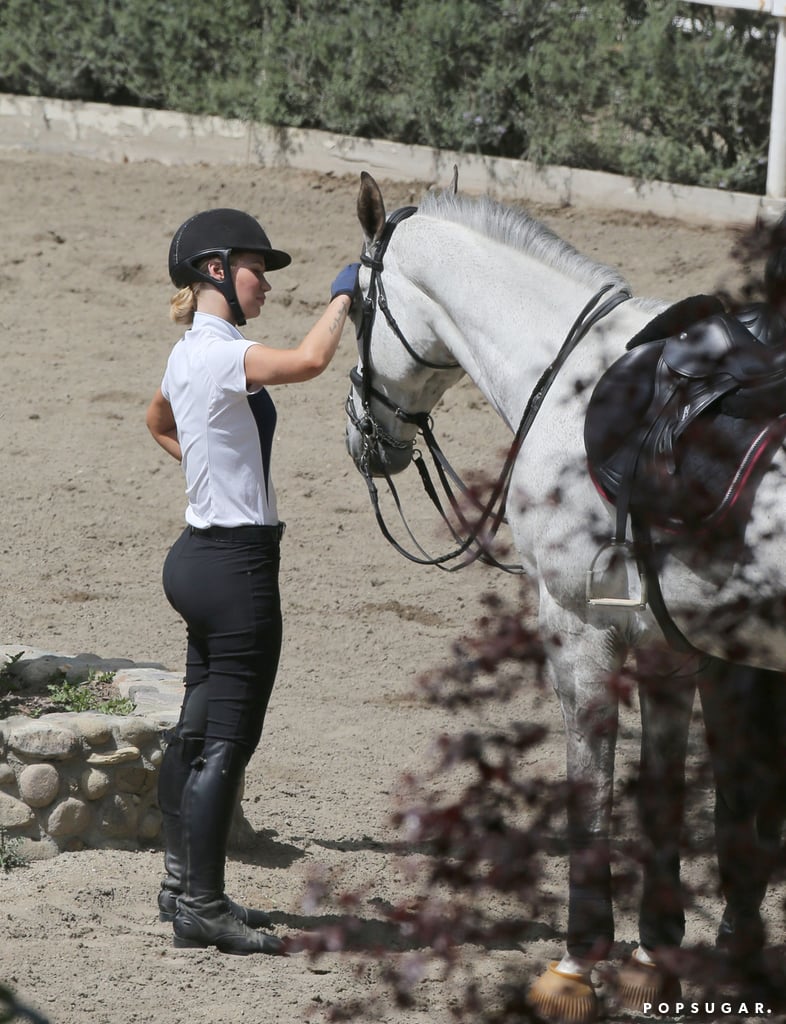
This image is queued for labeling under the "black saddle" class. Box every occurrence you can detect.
[585,298,786,539]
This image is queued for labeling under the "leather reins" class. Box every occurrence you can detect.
[346,206,632,573]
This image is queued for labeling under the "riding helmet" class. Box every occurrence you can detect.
[168,208,291,325]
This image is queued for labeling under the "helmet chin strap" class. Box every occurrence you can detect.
[191,251,247,327]
[216,252,247,326]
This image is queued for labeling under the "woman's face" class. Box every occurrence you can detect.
[231,252,271,321]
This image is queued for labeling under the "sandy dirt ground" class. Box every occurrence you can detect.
[0,147,782,1024]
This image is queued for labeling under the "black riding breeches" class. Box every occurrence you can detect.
[162,527,282,757]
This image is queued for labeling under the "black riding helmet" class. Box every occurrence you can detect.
[168,208,291,326]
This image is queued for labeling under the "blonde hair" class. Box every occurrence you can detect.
[170,285,198,325]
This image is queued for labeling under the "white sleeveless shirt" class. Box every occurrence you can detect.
[161,312,278,528]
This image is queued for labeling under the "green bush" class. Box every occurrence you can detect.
[0,0,774,192]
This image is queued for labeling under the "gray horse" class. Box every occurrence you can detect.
[345,172,784,1021]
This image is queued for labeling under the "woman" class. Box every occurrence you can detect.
[146,207,358,955]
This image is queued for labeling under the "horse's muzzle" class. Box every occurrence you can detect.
[345,421,414,478]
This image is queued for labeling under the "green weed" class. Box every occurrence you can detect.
[0,651,24,692]
[46,670,134,716]
[0,827,27,873]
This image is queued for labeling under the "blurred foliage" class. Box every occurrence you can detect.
[0,1,775,191]
[289,588,786,1020]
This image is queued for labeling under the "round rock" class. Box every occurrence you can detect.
[0,791,35,829]
[81,767,111,800]
[18,763,60,808]
[46,796,91,838]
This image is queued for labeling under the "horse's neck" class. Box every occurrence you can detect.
[409,223,630,429]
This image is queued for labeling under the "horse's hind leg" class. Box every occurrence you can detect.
[699,661,785,964]
[755,670,786,871]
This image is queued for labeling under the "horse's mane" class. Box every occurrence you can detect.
[418,189,632,295]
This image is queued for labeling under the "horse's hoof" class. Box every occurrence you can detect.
[527,961,598,1024]
[614,958,681,1015]
[715,906,765,959]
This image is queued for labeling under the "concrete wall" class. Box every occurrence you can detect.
[2,92,784,228]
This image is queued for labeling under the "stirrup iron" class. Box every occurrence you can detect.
[586,540,647,609]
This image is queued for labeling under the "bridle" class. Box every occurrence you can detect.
[348,205,456,427]
[346,205,632,573]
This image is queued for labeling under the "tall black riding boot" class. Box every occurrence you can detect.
[157,729,273,930]
[172,738,284,955]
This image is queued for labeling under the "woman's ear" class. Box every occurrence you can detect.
[205,256,225,281]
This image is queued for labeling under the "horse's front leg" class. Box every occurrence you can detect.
[560,663,618,967]
[528,613,625,1024]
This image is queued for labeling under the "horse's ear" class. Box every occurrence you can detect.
[450,164,459,195]
[358,171,386,245]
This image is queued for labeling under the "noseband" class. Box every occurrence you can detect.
[346,206,632,572]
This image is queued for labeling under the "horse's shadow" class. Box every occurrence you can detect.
[234,829,560,952]
[231,827,308,870]
[267,904,559,953]
[233,830,438,868]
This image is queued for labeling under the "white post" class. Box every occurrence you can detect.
[767,16,786,198]
[684,0,786,198]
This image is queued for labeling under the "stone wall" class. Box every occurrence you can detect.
[0,647,254,859]
[0,709,165,858]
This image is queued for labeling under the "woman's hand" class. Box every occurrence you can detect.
[330,263,360,304]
